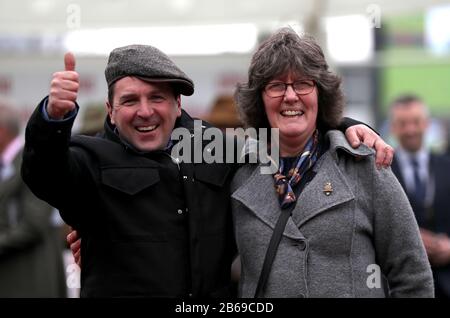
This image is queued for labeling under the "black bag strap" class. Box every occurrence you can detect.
[253,169,314,298]
[253,203,295,298]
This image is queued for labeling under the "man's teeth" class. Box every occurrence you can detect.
[281,110,303,116]
[136,125,157,132]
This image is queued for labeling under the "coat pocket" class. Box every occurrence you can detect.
[100,167,160,195]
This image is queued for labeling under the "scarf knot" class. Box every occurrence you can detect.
[274,130,320,209]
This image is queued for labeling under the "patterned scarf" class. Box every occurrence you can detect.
[274,130,320,209]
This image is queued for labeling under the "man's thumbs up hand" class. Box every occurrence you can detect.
[64,52,76,72]
[47,52,79,120]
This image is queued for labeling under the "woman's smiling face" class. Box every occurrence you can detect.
[262,71,318,151]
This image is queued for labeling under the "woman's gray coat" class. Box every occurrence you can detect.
[231,130,434,298]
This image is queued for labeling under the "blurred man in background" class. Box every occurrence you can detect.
[391,94,450,298]
[0,102,66,297]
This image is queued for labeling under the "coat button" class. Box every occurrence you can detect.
[177,209,183,215]
[298,241,306,250]
[293,240,306,251]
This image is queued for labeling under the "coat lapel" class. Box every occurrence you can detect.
[232,151,356,237]
[231,165,305,240]
[232,130,365,238]
[292,152,355,228]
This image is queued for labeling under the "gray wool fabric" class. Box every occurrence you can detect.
[231,130,434,298]
[105,44,194,96]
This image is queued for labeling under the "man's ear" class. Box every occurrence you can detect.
[176,95,182,117]
[105,100,115,125]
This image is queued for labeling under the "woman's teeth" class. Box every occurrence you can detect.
[281,110,304,116]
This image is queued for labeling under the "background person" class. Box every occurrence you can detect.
[0,103,66,297]
[390,94,450,298]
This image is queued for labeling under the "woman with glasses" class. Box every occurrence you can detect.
[231,28,434,297]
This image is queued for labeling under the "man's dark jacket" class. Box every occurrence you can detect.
[22,98,237,297]
[392,154,450,297]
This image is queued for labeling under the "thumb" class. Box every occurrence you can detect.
[64,52,76,71]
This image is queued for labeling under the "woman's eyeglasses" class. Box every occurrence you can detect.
[264,80,315,98]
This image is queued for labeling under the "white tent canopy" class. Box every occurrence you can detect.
[0,0,447,35]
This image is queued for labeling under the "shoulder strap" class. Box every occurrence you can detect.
[253,202,295,298]
[253,168,315,298]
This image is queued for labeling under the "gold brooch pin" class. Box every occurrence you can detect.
[323,182,333,196]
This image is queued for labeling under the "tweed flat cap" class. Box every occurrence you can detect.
[105,44,194,96]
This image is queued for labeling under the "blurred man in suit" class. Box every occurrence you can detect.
[391,94,450,298]
[0,103,66,297]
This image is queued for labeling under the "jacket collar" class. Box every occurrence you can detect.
[231,165,306,240]
[326,130,374,160]
[232,130,368,236]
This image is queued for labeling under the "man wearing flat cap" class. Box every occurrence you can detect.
[22,45,238,297]
[22,44,392,297]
